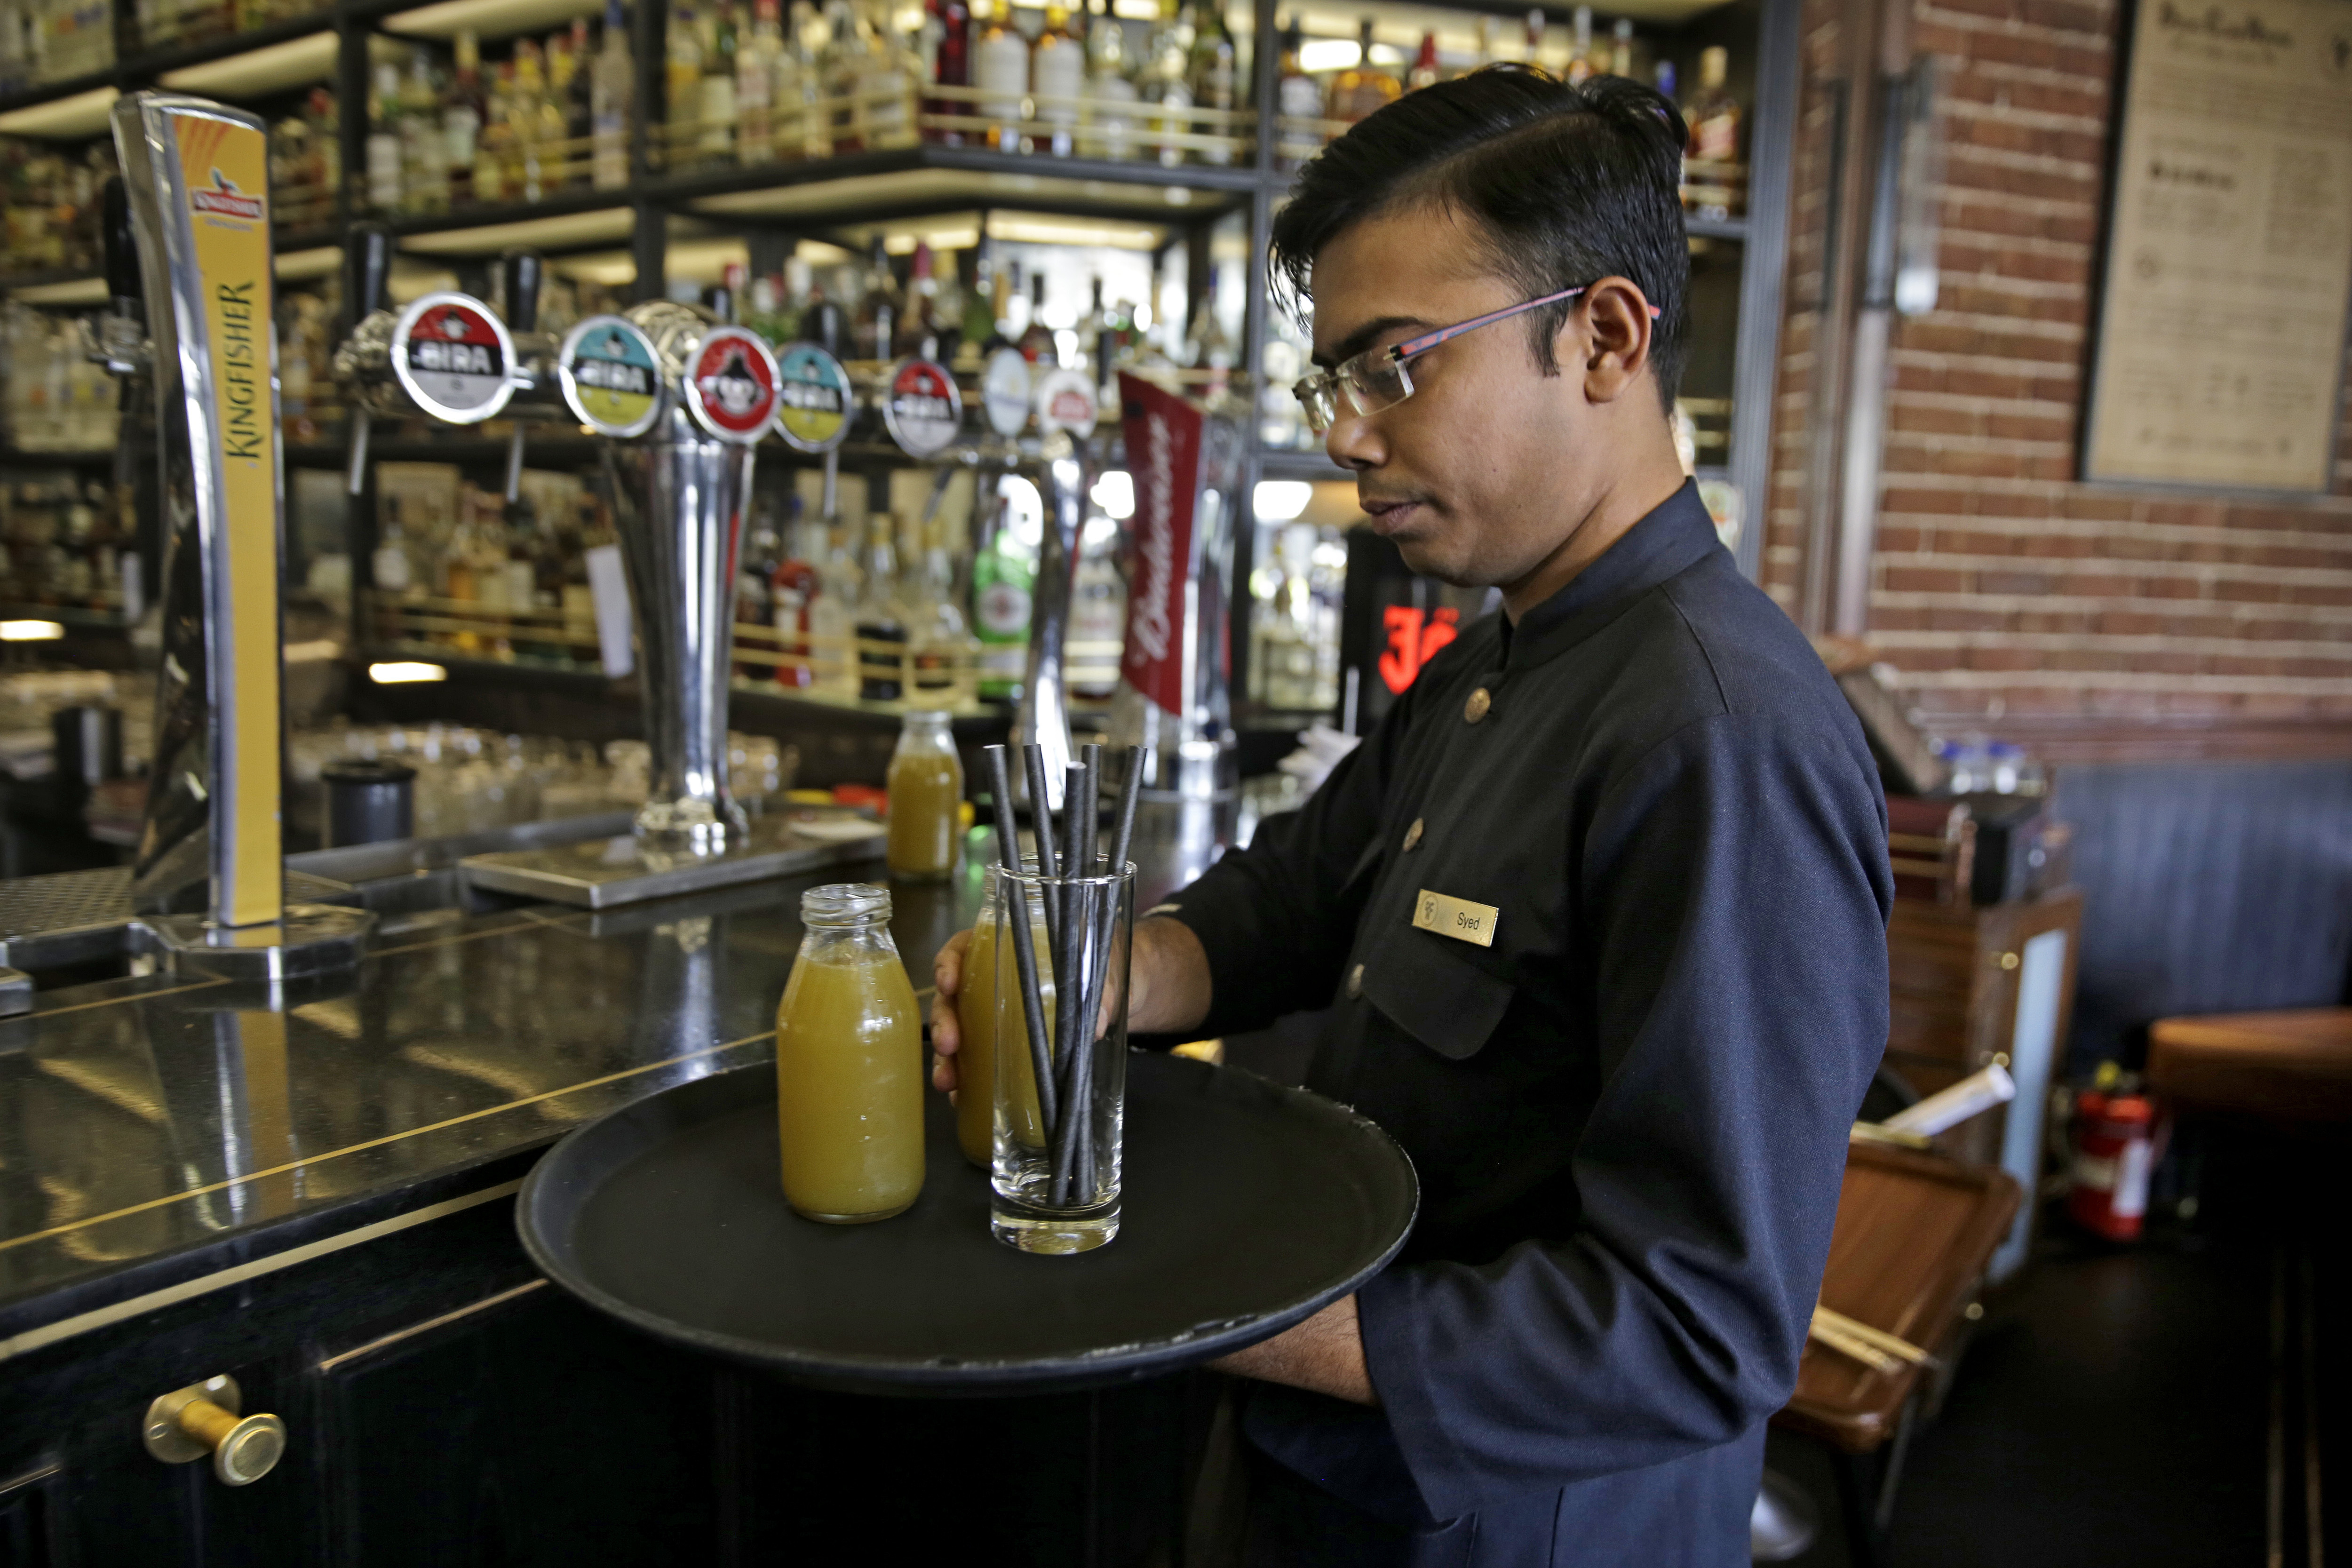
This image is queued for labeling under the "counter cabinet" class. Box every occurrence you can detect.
[0,872,1195,1568]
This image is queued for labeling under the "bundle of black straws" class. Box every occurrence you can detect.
[981,740,1149,1210]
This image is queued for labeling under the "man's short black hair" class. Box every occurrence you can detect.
[1270,67,1691,413]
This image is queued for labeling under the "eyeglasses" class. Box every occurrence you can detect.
[1291,285,1662,436]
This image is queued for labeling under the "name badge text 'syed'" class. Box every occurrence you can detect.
[1412,889,1497,947]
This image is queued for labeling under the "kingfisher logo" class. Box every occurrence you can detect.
[190,169,264,223]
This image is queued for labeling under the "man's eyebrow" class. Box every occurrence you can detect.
[1313,314,1429,369]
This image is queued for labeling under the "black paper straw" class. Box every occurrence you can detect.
[1049,762,1092,1205]
[1072,746,1149,1196]
[1023,743,1063,963]
[983,745,1059,1149]
[1080,742,1102,870]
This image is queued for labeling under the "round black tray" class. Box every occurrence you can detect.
[517,1050,1418,1395]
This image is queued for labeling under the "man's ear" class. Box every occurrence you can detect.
[1574,276,1653,406]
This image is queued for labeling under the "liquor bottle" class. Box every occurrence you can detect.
[374,497,420,597]
[1069,516,1125,699]
[445,30,485,206]
[969,497,1034,698]
[860,0,921,148]
[702,2,739,156]
[897,240,939,357]
[1475,15,1498,69]
[740,0,779,162]
[309,88,341,202]
[1017,271,1055,364]
[960,239,997,359]
[737,496,781,677]
[854,517,916,701]
[1522,8,1545,72]
[852,235,900,360]
[800,279,846,356]
[821,0,866,151]
[476,61,513,202]
[1653,57,1677,102]
[1683,46,1741,216]
[1327,19,1398,125]
[1184,263,1233,400]
[1138,0,1193,167]
[771,501,820,689]
[565,20,598,177]
[1030,0,1083,156]
[790,0,830,156]
[593,0,634,189]
[1084,0,1136,159]
[403,53,448,215]
[1273,16,1318,169]
[1406,29,1438,92]
[1186,0,1234,165]
[545,32,582,187]
[927,0,970,145]
[971,0,1027,153]
[1564,6,1595,83]
[367,62,404,213]
[926,244,967,359]
[1608,16,1635,77]
[667,4,704,160]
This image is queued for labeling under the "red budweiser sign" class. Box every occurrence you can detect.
[1117,373,1203,716]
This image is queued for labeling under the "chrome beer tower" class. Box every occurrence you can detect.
[102,91,372,976]
[335,278,881,907]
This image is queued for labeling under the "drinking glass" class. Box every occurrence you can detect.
[988,861,1133,1254]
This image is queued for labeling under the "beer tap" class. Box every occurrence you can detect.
[497,248,548,503]
[459,303,890,906]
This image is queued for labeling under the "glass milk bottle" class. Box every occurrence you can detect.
[774,884,926,1222]
[954,863,1053,1166]
[885,711,962,881]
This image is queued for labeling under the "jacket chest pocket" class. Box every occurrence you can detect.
[1356,918,1516,1062]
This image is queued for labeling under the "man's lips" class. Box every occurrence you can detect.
[1360,497,1427,535]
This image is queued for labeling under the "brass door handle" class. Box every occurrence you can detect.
[143,1375,286,1486]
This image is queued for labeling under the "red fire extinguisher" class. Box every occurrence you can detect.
[2068,1075,2160,1242]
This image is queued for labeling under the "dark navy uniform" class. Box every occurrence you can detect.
[1161,482,1893,1566]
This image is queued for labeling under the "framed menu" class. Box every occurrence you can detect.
[2082,0,2352,492]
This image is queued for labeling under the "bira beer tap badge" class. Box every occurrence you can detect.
[176,110,282,925]
[881,358,961,457]
[684,326,785,445]
[1115,372,1203,716]
[769,341,850,452]
[558,315,663,438]
[391,291,516,423]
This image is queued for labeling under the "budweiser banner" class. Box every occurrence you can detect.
[1117,373,1205,716]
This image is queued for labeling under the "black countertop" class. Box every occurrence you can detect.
[0,855,989,1347]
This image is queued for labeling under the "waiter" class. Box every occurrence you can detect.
[933,68,1892,1567]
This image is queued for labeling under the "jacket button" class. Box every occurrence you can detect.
[1402,818,1423,852]
[1464,687,1492,723]
[1345,963,1364,999]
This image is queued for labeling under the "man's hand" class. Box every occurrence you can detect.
[930,915,1217,1095]
[1211,1295,1378,1405]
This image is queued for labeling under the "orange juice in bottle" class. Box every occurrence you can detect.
[775,883,925,1221]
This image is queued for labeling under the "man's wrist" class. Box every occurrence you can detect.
[1131,915,1211,1037]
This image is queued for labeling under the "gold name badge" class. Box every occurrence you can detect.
[1413,890,1498,948]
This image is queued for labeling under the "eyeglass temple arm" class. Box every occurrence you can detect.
[1387,286,1661,362]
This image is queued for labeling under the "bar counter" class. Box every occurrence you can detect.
[0,853,1200,1565]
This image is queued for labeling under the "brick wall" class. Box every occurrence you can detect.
[1764,0,2352,748]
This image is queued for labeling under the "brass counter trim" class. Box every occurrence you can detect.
[316,1278,548,1373]
[0,1027,779,1260]
[0,1179,526,1365]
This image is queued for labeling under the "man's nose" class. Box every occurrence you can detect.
[1325,408,1385,471]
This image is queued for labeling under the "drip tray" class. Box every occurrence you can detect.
[459,812,886,908]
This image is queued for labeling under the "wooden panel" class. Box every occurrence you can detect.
[2148,1007,2352,1122]
[1775,1143,2022,1455]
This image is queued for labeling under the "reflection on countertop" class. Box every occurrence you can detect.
[0,859,984,1330]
